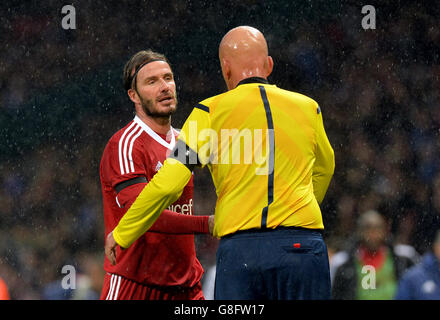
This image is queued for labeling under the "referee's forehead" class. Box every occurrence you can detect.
[136,60,173,79]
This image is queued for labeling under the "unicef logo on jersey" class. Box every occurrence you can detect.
[168,199,193,215]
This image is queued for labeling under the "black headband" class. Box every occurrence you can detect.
[130,59,166,90]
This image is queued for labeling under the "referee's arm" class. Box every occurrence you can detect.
[112,157,192,248]
[312,107,335,204]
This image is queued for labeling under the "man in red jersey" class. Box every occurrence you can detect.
[99,50,214,300]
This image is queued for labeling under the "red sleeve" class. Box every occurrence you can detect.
[149,210,209,234]
[117,183,209,234]
[101,129,149,191]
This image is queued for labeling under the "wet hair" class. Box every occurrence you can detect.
[122,50,170,91]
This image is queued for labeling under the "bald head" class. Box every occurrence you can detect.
[358,210,388,251]
[219,26,273,90]
[358,210,386,230]
[219,26,269,61]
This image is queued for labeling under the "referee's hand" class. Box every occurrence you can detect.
[105,231,118,265]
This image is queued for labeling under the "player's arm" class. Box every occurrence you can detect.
[112,105,212,249]
[112,159,192,248]
[150,210,211,234]
[118,182,211,234]
[312,105,335,204]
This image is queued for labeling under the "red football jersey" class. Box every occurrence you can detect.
[100,116,204,287]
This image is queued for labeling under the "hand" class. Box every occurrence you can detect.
[105,231,118,266]
[208,215,215,235]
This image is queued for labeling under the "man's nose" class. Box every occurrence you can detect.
[159,78,172,92]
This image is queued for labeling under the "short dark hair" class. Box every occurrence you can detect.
[122,50,170,91]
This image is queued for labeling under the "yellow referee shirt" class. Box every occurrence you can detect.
[113,78,334,248]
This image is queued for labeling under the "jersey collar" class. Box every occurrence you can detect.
[133,115,176,150]
[236,77,269,87]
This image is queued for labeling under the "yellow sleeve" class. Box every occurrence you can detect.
[312,107,335,204]
[113,158,192,248]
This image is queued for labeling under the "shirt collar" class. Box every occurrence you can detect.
[133,115,176,150]
[236,77,269,87]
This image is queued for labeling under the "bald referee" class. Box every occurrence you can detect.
[106,26,335,300]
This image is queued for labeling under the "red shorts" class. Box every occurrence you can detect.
[100,273,205,300]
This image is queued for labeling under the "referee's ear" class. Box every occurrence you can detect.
[265,56,274,77]
[221,58,231,80]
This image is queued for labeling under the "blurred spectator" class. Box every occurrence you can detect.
[395,230,440,300]
[41,252,104,300]
[331,210,416,300]
[0,277,10,300]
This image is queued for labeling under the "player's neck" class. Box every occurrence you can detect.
[136,112,171,136]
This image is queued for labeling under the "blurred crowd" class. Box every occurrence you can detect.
[0,1,439,299]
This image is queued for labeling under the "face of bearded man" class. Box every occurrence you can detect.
[138,89,178,119]
[132,60,178,119]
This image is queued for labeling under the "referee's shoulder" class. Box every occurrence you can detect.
[196,92,227,112]
[277,87,320,112]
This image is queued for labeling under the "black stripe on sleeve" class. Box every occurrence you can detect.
[195,103,209,113]
[114,176,148,194]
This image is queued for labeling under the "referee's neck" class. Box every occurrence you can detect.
[236,76,269,87]
[230,72,268,89]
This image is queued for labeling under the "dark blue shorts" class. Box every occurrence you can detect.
[214,227,331,300]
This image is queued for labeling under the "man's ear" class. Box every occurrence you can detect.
[221,58,231,81]
[266,56,274,77]
[127,88,139,104]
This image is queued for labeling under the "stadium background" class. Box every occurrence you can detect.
[0,0,439,299]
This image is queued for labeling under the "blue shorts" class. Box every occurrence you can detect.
[214,227,331,300]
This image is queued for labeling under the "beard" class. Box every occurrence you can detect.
[138,91,178,118]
